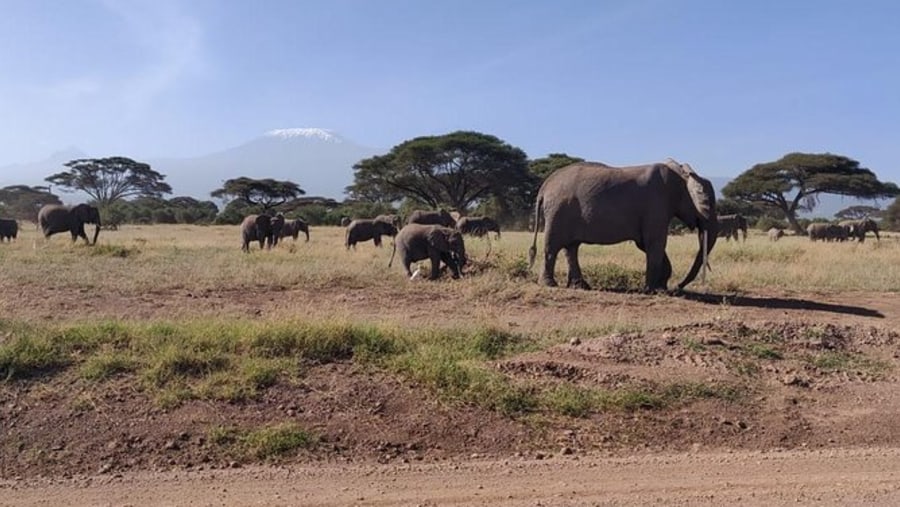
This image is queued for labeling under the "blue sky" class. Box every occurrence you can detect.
[1,0,899,180]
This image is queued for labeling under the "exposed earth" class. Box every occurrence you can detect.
[3,285,900,505]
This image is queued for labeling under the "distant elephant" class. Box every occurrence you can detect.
[38,203,101,245]
[407,208,457,228]
[340,216,351,227]
[456,216,501,239]
[241,214,276,252]
[270,213,286,247]
[389,224,467,280]
[767,228,784,241]
[528,158,718,291]
[806,223,849,242]
[280,218,309,242]
[345,219,398,249]
[0,218,17,242]
[374,214,402,228]
[839,218,880,243]
[717,214,747,242]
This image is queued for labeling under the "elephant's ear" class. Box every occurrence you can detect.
[669,161,715,222]
[255,215,271,228]
[427,227,450,251]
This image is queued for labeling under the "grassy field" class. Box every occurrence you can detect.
[1,224,899,294]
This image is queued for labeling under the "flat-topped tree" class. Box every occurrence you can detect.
[723,153,899,234]
[46,157,172,208]
[211,177,305,213]
[835,205,883,220]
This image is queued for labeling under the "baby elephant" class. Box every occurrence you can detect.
[767,228,784,241]
[390,224,467,280]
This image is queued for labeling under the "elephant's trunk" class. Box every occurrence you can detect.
[677,219,717,290]
[388,241,397,268]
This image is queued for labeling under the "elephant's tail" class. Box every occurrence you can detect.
[528,194,543,269]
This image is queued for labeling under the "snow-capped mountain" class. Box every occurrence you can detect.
[0,130,377,201]
[152,128,378,200]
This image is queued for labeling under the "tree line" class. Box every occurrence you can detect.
[1,132,898,232]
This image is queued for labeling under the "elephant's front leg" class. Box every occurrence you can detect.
[643,244,669,292]
[428,250,443,279]
[564,243,590,290]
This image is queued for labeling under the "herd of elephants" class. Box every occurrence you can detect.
[0,158,884,291]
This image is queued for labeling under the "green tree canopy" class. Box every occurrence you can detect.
[528,153,585,180]
[835,205,883,220]
[346,131,531,212]
[210,177,305,211]
[881,199,900,231]
[0,185,62,221]
[722,152,898,234]
[46,157,172,208]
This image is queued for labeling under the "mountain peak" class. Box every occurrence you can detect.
[264,128,342,143]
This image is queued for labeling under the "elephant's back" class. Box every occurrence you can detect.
[38,204,68,224]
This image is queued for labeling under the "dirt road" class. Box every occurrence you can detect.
[4,447,900,506]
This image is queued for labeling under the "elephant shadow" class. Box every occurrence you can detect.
[677,291,884,318]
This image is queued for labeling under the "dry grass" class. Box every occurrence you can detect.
[2,224,899,295]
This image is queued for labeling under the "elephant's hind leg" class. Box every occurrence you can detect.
[541,246,560,287]
[564,243,591,290]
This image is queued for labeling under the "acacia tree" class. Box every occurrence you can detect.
[0,185,62,221]
[210,177,305,212]
[529,153,584,180]
[346,131,531,213]
[723,153,898,234]
[835,205,883,220]
[46,157,172,208]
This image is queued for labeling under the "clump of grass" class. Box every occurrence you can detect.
[208,423,317,459]
[89,244,139,258]
[0,334,69,380]
[496,253,531,280]
[745,343,783,360]
[540,381,741,417]
[80,351,138,380]
[582,263,644,292]
[807,351,891,376]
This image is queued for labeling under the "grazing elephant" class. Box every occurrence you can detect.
[340,216,351,227]
[839,218,880,243]
[717,214,747,242]
[806,223,849,242]
[241,214,276,252]
[374,214,402,228]
[528,158,718,292]
[767,228,785,241]
[389,224,467,280]
[0,218,17,242]
[407,208,457,228]
[345,219,398,249]
[456,216,501,238]
[280,218,309,242]
[38,203,101,245]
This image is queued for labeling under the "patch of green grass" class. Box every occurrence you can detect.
[808,351,891,376]
[0,334,69,380]
[683,338,706,352]
[208,423,317,459]
[745,343,783,360]
[539,381,741,417]
[80,352,138,380]
[582,263,644,292]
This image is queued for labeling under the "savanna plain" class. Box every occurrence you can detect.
[3,224,900,506]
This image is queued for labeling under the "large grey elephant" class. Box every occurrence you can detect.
[280,218,309,242]
[767,227,784,241]
[717,214,747,242]
[457,216,501,238]
[38,203,101,245]
[0,218,17,242]
[389,224,467,280]
[528,158,718,292]
[838,218,880,242]
[241,214,276,252]
[345,219,398,249]
[407,209,456,228]
[806,223,849,242]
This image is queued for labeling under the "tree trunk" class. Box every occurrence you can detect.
[784,210,805,235]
